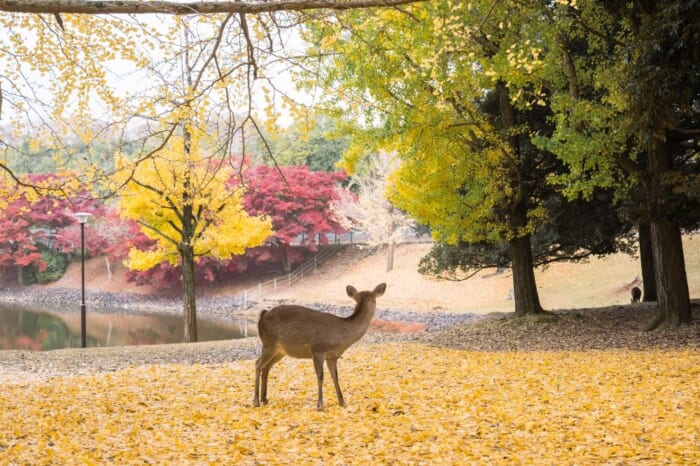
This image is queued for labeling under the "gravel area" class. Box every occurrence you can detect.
[0,287,478,383]
[1,288,698,384]
[0,287,480,328]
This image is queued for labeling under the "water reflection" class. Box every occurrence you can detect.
[0,303,252,351]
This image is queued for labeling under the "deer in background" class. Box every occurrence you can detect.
[254,283,387,410]
[631,286,642,303]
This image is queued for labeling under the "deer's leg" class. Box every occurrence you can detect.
[254,357,263,407]
[254,348,279,407]
[312,352,325,411]
[260,354,284,405]
[326,358,345,407]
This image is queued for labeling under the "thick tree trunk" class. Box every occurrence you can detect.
[496,79,543,317]
[638,223,657,302]
[181,243,198,343]
[648,219,691,329]
[644,138,691,329]
[510,234,544,316]
[179,116,198,343]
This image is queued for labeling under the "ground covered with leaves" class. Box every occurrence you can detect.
[424,303,700,352]
[1,303,699,464]
[1,342,699,464]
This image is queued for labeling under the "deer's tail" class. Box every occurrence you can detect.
[257,309,268,334]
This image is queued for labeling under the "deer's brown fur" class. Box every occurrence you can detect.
[631,286,642,303]
[254,283,386,410]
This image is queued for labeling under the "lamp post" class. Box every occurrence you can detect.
[73,212,91,348]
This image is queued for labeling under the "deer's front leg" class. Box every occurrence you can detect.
[326,358,345,407]
[312,353,325,411]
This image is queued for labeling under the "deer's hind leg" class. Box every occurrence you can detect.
[260,354,284,405]
[254,347,283,407]
[313,352,326,411]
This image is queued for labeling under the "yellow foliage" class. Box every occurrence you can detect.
[1,344,698,464]
[114,136,272,270]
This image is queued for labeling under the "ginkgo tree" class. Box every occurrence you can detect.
[115,132,272,343]
[299,1,632,316]
[0,10,151,195]
[0,1,422,197]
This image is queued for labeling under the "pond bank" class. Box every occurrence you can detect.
[1,290,698,384]
[0,286,479,383]
[0,286,481,330]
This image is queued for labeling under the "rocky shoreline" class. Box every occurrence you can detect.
[1,286,698,383]
[0,285,482,382]
[0,286,482,331]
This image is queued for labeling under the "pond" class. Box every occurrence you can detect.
[0,303,254,351]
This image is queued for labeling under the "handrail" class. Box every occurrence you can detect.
[231,232,431,309]
[234,244,348,309]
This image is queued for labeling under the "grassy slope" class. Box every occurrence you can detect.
[41,234,700,315]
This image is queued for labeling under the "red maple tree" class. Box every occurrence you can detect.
[239,164,348,272]
[0,174,100,282]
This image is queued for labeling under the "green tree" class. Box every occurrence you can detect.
[20,243,68,285]
[538,0,699,327]
[253,116,348,172]
[300,1,632,316]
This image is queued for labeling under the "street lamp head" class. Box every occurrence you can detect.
[73,212,92,224]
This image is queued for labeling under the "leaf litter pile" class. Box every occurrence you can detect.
[1,343,698,465]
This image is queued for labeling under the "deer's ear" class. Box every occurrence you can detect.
[374,283,387,297]
[346,285,357,298]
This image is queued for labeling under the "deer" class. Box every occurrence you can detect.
[631,286,642,303]
[254,283,387,411]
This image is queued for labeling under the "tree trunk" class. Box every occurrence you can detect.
[644,137,691,329]
[181,243,198,343]
[496,79,543,317]
[648,219,691,329]
[385,205,396,273]
[280,244,291,274]
[510,234,544,316]
[638,223,657,302]
[0,0,422,16]
[385,240,395,273]
[104,256,113,280]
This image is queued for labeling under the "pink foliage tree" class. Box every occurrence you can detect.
[108,164,350,288]
[0,173,101,283]
[239,165,348,272]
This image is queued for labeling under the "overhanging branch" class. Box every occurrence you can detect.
[0,0,424,15]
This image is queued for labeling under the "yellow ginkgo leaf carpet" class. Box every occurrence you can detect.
[1,343,698,465]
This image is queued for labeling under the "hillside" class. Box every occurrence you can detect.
[38,234,700,315]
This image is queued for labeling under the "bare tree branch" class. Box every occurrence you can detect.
[239,13,258,79]
[0,0,424,15]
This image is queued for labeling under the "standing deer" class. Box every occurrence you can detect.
[631,286,642,303]
[254,283,387,410]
